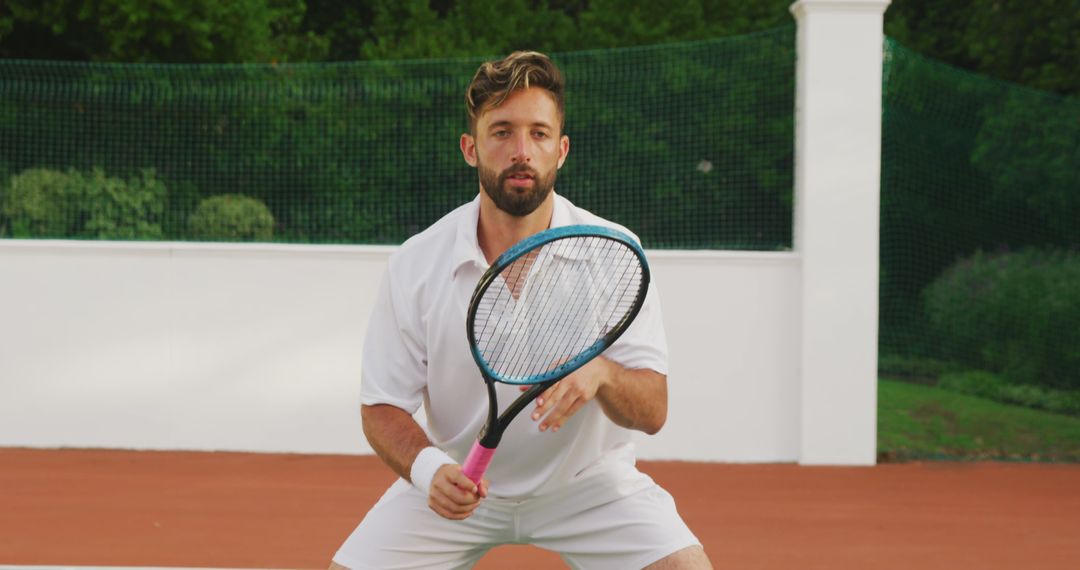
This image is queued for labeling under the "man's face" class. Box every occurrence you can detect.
[462,87,569,217]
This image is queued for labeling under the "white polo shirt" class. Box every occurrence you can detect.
[361,192,668,498]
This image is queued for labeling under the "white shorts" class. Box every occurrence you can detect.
[333,463,701,570]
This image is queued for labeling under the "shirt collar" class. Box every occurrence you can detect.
[450,195,486,279]
[449,191,571,279]
[548,190,573,229]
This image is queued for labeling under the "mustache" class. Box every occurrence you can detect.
[500,164,538,179]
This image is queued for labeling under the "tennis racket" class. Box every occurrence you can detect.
[461,224,650,484]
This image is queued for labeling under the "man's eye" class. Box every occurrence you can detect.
[533,131,549,139]
[493,130,509,138]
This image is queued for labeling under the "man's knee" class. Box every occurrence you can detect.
[644,545,713,569]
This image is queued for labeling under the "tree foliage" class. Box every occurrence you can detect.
[878,37,1079,382]
[4,0,1074,98]
[0,0,324,63]
[0,0,796,62]
[885,0,1080,97]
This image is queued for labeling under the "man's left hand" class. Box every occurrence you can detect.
[527,357,613,432]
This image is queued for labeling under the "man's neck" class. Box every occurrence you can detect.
[476,191,555,264]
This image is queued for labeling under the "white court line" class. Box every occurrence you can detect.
[0,567,297,570]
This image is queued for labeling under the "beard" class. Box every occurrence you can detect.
[478,161,557,217]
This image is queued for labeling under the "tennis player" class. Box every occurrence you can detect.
[331,51,712,570]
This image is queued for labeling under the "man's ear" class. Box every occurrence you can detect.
[460,133,478,167]
[556,134,570,169]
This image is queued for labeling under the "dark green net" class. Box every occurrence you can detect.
[0,26,795,249]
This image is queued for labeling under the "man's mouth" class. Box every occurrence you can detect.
[505,170,536,187]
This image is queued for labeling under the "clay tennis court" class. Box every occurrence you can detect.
[2,448,1077,569]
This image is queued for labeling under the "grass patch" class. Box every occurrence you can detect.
[878,378,1080,462]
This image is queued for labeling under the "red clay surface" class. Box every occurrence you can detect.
[1,448,1078,569]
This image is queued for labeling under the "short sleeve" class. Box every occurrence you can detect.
[360,267,428,413]
[601,281,668,374]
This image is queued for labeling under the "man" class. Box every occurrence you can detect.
[331,51,712,570]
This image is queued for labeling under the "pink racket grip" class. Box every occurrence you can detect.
[462,441,496,485]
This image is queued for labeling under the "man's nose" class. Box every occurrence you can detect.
[511,133,531,163]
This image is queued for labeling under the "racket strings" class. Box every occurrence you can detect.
[526,237,633,375]
[473,235,644,382]
[513,239,600,378]
[499,237,593,380]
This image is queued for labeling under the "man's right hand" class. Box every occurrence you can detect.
[427,464,488,520]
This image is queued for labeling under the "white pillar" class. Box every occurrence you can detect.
[790,0,889,465]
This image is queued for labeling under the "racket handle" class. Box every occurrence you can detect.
[462,441,496,484]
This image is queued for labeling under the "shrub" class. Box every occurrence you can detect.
[80,168,167,240]
[1,168,76,238]
[878,354,962,384]
[924,248,1080,390]
[1,167,166,239]
[188,194,274,242]
[939,371,1080,416]
[937,370,1009,400]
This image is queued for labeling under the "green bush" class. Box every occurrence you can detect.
[878,354,962,384]
[1,167,165,239]
[188,194,274,242]
[1,168,76,238]
[80,168,167,239]
[997,385,1080,417]
[924,249,1080,390]
[938,370,1009,399]
[939,371,1080,416]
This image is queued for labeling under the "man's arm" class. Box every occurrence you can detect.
[530,357,667,435]
[595,360,668,434]
[361,403,430,479]
[361,404,488,520]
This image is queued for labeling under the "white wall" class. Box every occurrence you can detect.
[0,241,801,462]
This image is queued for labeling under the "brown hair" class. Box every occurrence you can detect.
[465,51,565,132]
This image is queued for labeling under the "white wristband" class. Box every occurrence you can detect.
[409,446,456,497]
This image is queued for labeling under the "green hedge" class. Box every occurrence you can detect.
[924,249,1080,391]
[939,371,1080,416]
[877,354,962,385]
